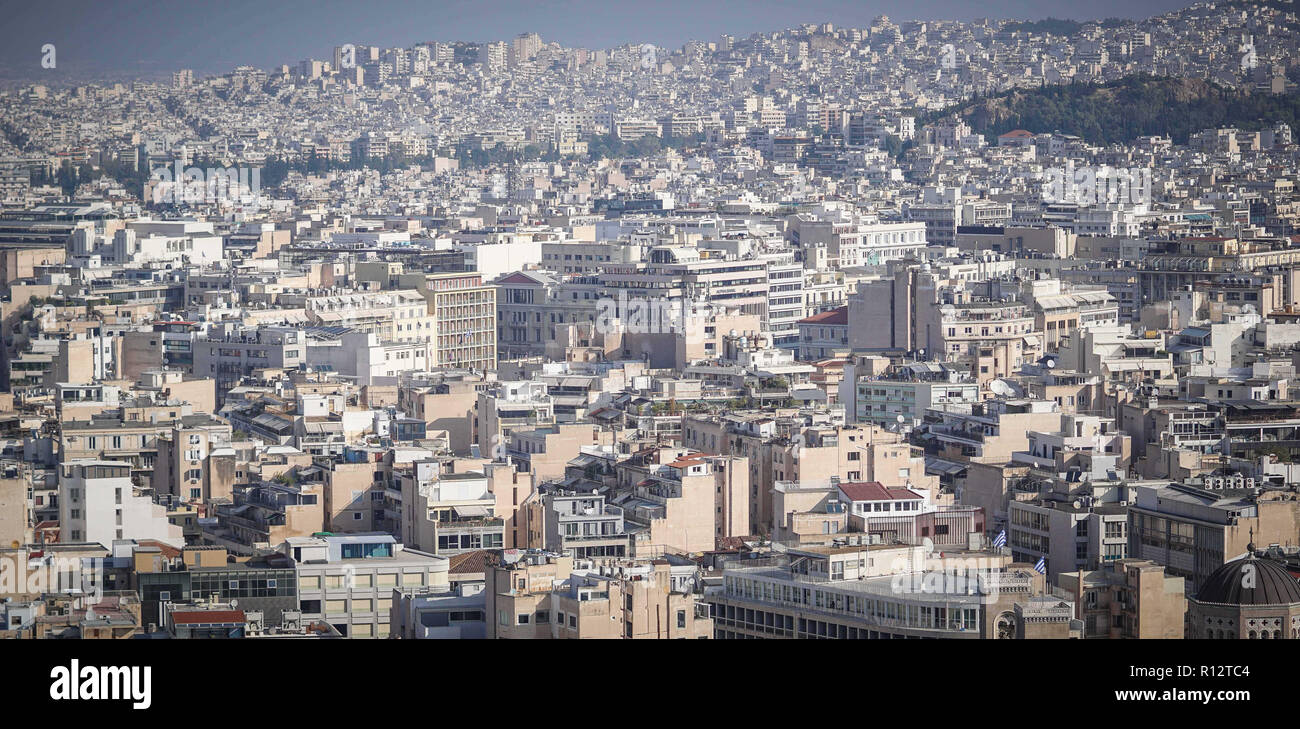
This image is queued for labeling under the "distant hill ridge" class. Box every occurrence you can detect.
[921,75,1300,146]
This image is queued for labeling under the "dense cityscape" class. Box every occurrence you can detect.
[0,0,1297,657]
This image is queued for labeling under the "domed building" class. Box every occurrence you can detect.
[1188,545,1300,639]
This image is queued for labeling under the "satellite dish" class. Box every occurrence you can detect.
[229,599,239,608]
[896,414,906,424]
[989,379,1015,397]
[1045,358,1057,369]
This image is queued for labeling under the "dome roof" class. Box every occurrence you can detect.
[1196,551,1300,606]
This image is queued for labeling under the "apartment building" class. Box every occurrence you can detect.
[400,271,498,371]
[926,398,1062,463]
[850,361,979,428]
[194,326,306,395]
[1007,498,1130,582]
[398,462,505,555]
[150,416,236,502]
[612,447,750,555]
[708,545,1077,639]
[530,488,630,559]
[476,381,554,456]
[484,551,711,639]
[1058,558,1187,639]
[299,289,434,343]
[389,583,487,639]
[208,480,326,551]
[1126,481,1300,593]
[289,533,449,639]
[59,460,183,548]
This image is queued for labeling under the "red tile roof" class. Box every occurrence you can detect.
[138,539,183,559]
[798,306,848,326]
[668,453,712,469]
[171,610,245,625]
[448,550,490,575]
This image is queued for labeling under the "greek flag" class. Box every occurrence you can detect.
[992,530,1006,548]
[1034,555,1047,574]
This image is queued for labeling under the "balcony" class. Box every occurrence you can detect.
[435,516,505,530]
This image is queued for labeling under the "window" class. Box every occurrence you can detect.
[536,610,550,624]
[677,610,686,629]
[517,613,531,625]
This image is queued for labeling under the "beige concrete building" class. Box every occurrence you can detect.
[682,417,937,534]
[151,416,236,502]
[399,379,482,454]
[614,447,751,555]
[288,533,449,639]
[485,551,711,639]
[1127,483,1300,592]
[0,475,30,548]
[506,423,613,482]
[399,271,497,371]
[1059,559,1187,639]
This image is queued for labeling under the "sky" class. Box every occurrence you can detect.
[0,0,1196,80]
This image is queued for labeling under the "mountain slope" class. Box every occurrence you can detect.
[922,75,1300,145]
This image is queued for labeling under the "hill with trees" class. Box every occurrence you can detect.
[921,75,1300,145]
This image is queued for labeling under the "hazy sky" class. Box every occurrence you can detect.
[2,0,1194,79]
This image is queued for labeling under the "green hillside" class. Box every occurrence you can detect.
[922,75,1300,145]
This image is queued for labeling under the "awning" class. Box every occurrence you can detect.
[453,505,490,518]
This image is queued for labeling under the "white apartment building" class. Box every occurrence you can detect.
[59,460,183,548]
